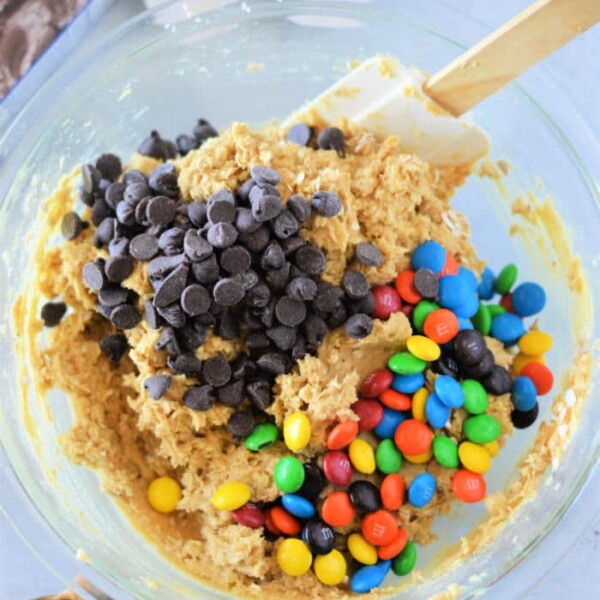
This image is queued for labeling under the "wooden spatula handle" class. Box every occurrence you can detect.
[424,0,600,117]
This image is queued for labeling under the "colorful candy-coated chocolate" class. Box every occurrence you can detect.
[380,473,405,510]
[326,420,359,450]
[511,376,538,412]
[425,392,450,429]
[438,275,469,310]
[362,510,398,546]
[350,560,391,594]
[323,450,353,486]
[406,335,441,362]
[349,438,376,474]
[321,491,355,527]
[245,422,279,452]
[452,469,487,503]
[372,285,402,320]
[270,506,301,535]
[379,389,411,411]
[432,435,459,468]
[471,302,491,335]
[521,361,553,395]
[511,282,546,317]
[434,375,465,408]
[408,472,436,508]
[147,476,182,513]
[378,527,408,560]
[404,448,433,464]
[391,372,425,394]
[373,406,406,439]
[212,481,252,511]
[412,300,439,333]
[392,540,417,576]
[458,441,491,474]
[487,304,507,318]
[302,519,336,555]
[439,253,459,277]
[494,263,518,295]
[423,308,459,344]
[394,419,433,456]
[274,456,305,493]
[411,388,428,422]
[352,399,385,431]
[458,266,478,292]
[277,538,312,576]
[232,502,265,528]
[360,368,393,397]
[511,352,545,376]
[348,533,378,565]
[411,241,446,274]
[491,313,526,345]
[518,330,553,356]
[388,351,426,375]
[482,439,500,457]
[461,379,489,414]
[282,494,317,519]
[453,293,480,319]
[283,412,311,452]
[478,267,495,300]
[463,415,501,444]
[395,270,422,304]
[375,439,403,474]
[314,549,347,586]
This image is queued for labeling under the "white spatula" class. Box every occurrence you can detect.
[285,0,600,166]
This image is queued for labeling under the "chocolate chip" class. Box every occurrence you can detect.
[286,277,317,302]
[220,245,252,275]
[193,118,218,143]
[191,255,220,285]
[133,197,151,226]
[167,353,203,377]
[158,228,184,256]
[183,385,214,411]
[482,365,513,396]
[155,326,180,354]
[454,330,487,366]
[345,313,373,338]
[327,304,347,329]
[257,352,293,375]
[127,233,158,261]
[272,209,299,239]
[124,182,150,205]
[342,270,370,300]
[238,225,270,253]
[61,212,86,241]
[144,299,163,329]
[261,241,285,270]
[246,379,272,410]
[98,285,130,308]
[154,264,188,307]
[40,302,67,327]
[266,325,297,351]
[231,354,256,380]
[227,410,255,437]
[246,282,271,308]
[207,199,236,224]
[281,235,305,256]
[302,314,328,347]
[216,310,240,340]
[122,169,147,186]
[236,179,255,204]
[275,296,307,327]
[250,165,281,187]
[265,262,290,291]
[156,302,187,328]
[218,379,245,408]
[81,164,101,194]
[250,183,280,204]
[311,190,342,217]
[202,356,231,387]
[83,262,106,290]
[105,256,134,283]
[246,330,271,351]
[180,328,206,354]
[235,207,262,233]
[235,269,259,291]
[287,195,312,222]
[138,130,169,159]
[96,153,122,181]
[313,282,343,313]
[106,238,128,258]
[287,124,313,147]
[317,127,345,157]
[93,217,116,247]
[207,222,238,248]
[213,277,244,306]
[414,268,439,299]
[460,349,495,379]
[179,284,210,316]
[116,200,136,226]
[99,333,129,363]
[295,244,326,275]
[291,335,307,360]
[110,304,140,329]
[147,196,176,227]
[148,254,187,278]
[91,197,113,227]
[176,134,198,155]
[347,290,375,316]
[188,201,208,227]
[144,375,172,400]
[251,194,283,222]
[183,229,212,261]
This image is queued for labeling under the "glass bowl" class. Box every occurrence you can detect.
[0,1,598,598]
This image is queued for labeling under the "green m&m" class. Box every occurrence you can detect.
[412,300,439,333]
[392,540,417,576]
[387,352,426,375]
[461,380,489,415]
[471,302,491,335]
[494,263,518,295]
[274,456,305,493]
[432,435,459,468]
[375,439,402,474]
[463,414,501,444]
[245,423,279,452]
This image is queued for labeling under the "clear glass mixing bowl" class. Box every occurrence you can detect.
[0,1,598,598]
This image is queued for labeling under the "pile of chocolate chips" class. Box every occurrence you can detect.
[55,120,380,436]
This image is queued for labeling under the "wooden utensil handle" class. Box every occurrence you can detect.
[424,0,600,116]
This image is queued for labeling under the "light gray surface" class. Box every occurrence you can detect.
[1,0,598,598]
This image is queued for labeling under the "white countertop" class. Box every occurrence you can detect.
[1,1,598,598]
